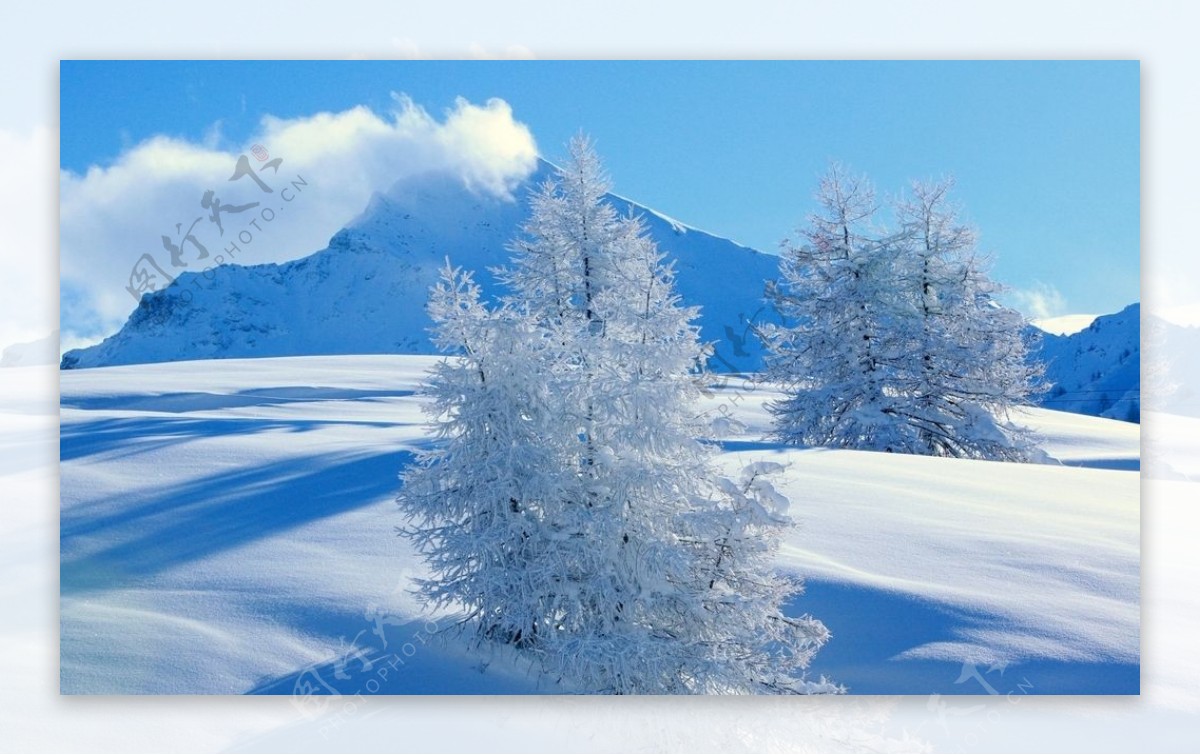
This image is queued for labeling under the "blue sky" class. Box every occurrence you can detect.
[61,60,1139,318]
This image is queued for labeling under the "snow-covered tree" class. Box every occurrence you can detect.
[761,167,1042,461]
[889,178,1042,460]
[399,136,836,694]
[396,264,563,646]
[760,165,910,451]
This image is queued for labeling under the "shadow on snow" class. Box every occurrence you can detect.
[60,385,418,414]
[59,414,412,463]
[60,449,416,594]
[795,579,1139,695]
[245,612,545,697]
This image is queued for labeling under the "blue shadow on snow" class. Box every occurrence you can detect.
[795,579,1139,695]
[60,449,415,594]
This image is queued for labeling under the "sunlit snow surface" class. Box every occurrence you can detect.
[60,356,1138,695]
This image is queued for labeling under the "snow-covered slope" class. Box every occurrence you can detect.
[1032,303,1141,422]
[61,355,1138,695]
[60,161,779,372]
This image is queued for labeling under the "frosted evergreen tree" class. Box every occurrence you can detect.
[396,265,565,646]
[889,178,1043,460]
[762,167,1042,461]
[399,136,837,694]
[760,165,910,451]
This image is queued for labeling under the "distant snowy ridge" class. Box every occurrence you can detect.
[60,160,779,372]
[1030,303,1140,422]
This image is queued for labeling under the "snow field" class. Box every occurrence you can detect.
[61,356,1139,694]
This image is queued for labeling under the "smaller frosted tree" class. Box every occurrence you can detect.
[762,167,1042,461]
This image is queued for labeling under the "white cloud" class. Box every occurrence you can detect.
[59,96,538,347]
[1007,281,1068,321]
[1030,313,1099,336]
[0,126,56,350]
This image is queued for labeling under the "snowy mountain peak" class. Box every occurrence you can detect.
[61,162,780,371]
